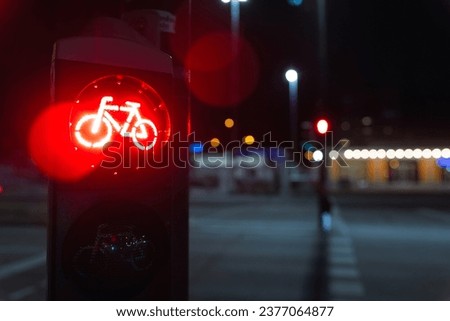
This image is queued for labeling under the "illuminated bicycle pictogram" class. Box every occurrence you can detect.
[74,96,158,150]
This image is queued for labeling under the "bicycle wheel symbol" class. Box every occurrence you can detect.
[131,119,158,151]
[74,114,113,148]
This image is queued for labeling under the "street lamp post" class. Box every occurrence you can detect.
[317,0,328,96]
[220,0,248,142]
[279,69,300,196]
[285,69,300,147]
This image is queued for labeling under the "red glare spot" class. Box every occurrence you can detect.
[28,102,103,182]
[185,31,260,108]
[186,32,238,72]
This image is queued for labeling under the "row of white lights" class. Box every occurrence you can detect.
[341,148,450,160]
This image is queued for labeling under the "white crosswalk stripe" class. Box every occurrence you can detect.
[327,206,365,300]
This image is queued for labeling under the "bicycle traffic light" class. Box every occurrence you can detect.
[46,27,189,300]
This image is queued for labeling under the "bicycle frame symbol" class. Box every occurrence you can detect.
[74,96,158,150]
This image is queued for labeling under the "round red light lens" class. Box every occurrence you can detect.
[316,119,329,134]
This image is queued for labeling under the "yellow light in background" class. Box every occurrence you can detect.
[224,118,234,128]
[305,151,313,161]
[243,135,255,145]
[210,138,221,147]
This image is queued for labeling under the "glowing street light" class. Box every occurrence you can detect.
[285,68,300,146]
[285,69,298,83]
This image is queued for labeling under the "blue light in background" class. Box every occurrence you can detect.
[303,142,316,152]
[437,157,450,169]
[288,0,303,6]
[189,142,203,154]
[321,211,332,232]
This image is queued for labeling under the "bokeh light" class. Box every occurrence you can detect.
[243,135,255,145]
[329,150,339,160]
[386,149,396,159]
[377,149,386,159]
[28,102,103,182]
[210,138,221,148]
[442,148,450,158]
[285,69,298,83]
[340,147,449,160]
[362,116,373,126]
[413,148,422,159]
[341,121,351,131]
[389,159,400,169]
[316,119,329,134]
[422,149,432,159]
[189,142,203,153]
[344,150,353,160]
[288,0,303,6]
[432,148,442,159]
[395,149,405,159]
[224,118,235,128]
[313,150,324,162]
[404,149,414,159]
[361,149,370,159]
[185,32,260,107]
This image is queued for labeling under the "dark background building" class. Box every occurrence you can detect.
[0,0,449,158]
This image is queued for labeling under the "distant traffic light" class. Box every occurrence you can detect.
[47,24,188,300]
[316,119,329,135]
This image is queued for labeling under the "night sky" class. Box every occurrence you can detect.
[0,0,449,158]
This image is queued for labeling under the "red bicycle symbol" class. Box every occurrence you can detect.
[74,96,158,150]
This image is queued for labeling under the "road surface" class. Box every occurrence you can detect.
[1,188,450,300]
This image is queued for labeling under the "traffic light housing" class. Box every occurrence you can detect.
[47,33,189,300]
